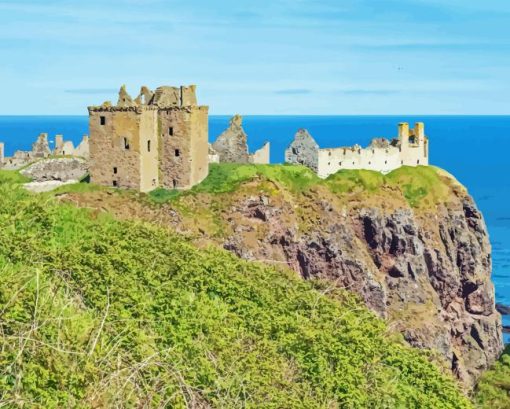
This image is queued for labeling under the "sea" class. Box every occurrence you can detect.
[1,115,509,342]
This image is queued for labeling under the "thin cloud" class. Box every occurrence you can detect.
[275,89,312,95]
[340,90,400,96]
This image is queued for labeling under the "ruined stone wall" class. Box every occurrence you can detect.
[181,85,197,107]
[158,108,193,189]
[32,133,51,158]
[290,123,429,178]
[74,136,90,159]
[189,106,209,186]
[317,145,401,178]
[285,129,319,172]
[89,108,147,190]
[139,111,159,192]
[250,142,270,164]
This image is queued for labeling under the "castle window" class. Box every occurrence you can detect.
[385,160,387,164]
[339,162,342,166]
[328,151,331,156]
[328,162,331,166]
[100,116,106,125]
[173,179,177,188]
[369,161,371,165]
[113,180,118,187]
[123,137,130,150]
[401,160,404,165]
[417,159,420,164]
[113,167,118,174]
[147,140,151,152]
[169,127,174,136]
[409,136,416,144]
[175,149,180,157]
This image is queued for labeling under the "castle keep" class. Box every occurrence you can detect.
[88,85,208,192]
[286,122,429,178]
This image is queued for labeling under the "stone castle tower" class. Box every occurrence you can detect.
[88,85,209,192]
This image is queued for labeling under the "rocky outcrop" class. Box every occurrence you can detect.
[213,184,502,388]
[21,157,88,182]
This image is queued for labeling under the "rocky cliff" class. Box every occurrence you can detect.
[60,164,503,388]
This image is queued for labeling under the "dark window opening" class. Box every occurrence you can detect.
[113,180,118,187]
[409,135,416,144]
[147,140,151,152]
[417,159,420,164]
[368,161,371,165]
[169,127,174,136]
[100,116,106,125]
[173,179,177,188]
[175,149,180,157]
[124,137,130,150]
[401,160,404,165]
[113,167,118,174]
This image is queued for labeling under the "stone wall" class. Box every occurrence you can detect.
[88,108,149,190]
[285,129,320,172]
[287,123,429,178]
[250,142,270,164]
[21,157,88,182]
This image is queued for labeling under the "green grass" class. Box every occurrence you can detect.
[149,163,321,203]
[0,170,471,408]
[149,163,456,211]
[474,346,510,409]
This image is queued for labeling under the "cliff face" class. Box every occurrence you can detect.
[223,192,501,387]
[60,165,503,388]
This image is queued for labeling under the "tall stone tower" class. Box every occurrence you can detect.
[88,85,209,192]
[398,122,429,166]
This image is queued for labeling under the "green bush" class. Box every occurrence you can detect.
[0,170,471,408]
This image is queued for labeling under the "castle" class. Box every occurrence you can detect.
[88,85,208,192]
[0,133,89,170]
[285,122,429,178]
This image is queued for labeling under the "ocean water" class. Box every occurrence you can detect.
[1,115,509,341]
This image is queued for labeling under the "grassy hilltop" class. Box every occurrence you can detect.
[0,165,487,408]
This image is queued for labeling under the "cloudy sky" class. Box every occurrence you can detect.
[0,0,509,114]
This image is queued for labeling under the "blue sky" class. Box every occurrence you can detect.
[0,0,509,114]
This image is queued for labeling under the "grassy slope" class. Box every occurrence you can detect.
[0,169,472,408]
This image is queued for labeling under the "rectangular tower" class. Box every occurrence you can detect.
[88,85,208,192]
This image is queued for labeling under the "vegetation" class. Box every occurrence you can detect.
[0,169,471,408]
[474,346,510,409]
[148,164,456,210]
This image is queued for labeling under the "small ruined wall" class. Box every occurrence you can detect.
[317,146,402,178]
[285,129,319,172]
[32,133,51,158]
[74,136,90,159]
[212,115,250,164]
[250,142,270,164]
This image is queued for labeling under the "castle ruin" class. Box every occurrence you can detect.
[0,133,89,170]
[88,85,209,192]
[209,115,270,165]
[285,122,429,178]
